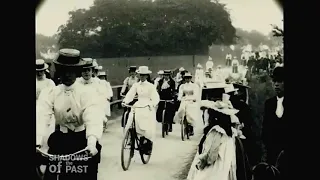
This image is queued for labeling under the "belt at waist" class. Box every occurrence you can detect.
[56,124,85,133]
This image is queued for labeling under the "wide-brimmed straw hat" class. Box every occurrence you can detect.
[224,84,239,94]
[97,71,106,76]
[36,59,49,71]
[197,63,203,69]
[179,67,185,72]
[97,65,103,70]
[53,49,85,67]
[163,70,171,75]
[157,70,164,75]
[136,66,152,74]
[184,72,192,77]
[82,58,95,68]
[201,100,239,116]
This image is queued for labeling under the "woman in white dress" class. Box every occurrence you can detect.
[195,63,204,88]
[187,100,242,180]
[36,49,104,180]
[97,71,113,118]
[76,58,109,125]
[36,59,56,150]
[174,72,202,136]
[36,59,55,101]
[122,66,160,155]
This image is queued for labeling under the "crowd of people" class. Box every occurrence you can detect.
[226,50,284,77]
[36,48,285,180]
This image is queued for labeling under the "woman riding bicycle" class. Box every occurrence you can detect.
[122,66,160,155]
[174,72,201,136]
[36,49,104,180]
[155,70,176,132]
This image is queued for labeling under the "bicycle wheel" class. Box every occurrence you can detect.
[162,110,166,138]
[139,139,151,164]
[123,111,129,129]
[185,121,190,140]
[121,128,134,171]
[181,117,185,141]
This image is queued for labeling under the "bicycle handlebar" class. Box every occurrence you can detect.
[122,104,149,108]
[120,94,138,99]
[160,99,174,102]
[36,147,91,160]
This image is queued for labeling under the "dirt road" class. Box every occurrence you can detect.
[98,118,200,180]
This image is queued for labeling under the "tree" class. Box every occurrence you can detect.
[36,34,59,60]
[57,0,237,57]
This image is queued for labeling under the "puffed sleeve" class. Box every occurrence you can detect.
[197,130,225,169]
[80,87,104,146]
[123,83,137,104]
[177,84,184,101]
[193,84,200,102]
[48,79,56,87]
[106,81,113,99]
[121,77,129,94]
[36,87,55,145]
[150,84,160,107]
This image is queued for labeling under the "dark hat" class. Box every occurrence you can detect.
[163,70,171,75]
[128,66,137,72]
[271,67,284,82]
[81,58,95,68]
[53,49,85,66]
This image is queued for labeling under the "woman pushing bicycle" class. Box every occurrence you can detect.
[122,66,160,155]
[36,49,104,180]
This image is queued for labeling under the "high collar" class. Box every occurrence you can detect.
[61,82,78,91]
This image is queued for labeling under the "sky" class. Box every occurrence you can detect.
[36,0,283,37]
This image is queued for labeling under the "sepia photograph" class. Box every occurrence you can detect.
[35,0,284,180]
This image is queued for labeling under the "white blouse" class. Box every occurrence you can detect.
[178,82,200,101]
[36,82,104,145]
[101,80,113,100]
[76,77,108,99]
[36,77,55,100]
[121,76,139,94]
[123,81,160,107]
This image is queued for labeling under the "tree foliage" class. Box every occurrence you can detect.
[36,34,59,59]
[57,0,237,58]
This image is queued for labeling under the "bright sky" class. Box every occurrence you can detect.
[36,0,283,37]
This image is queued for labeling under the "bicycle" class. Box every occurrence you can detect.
[35,147,91,180]
[120,94,138,129]
[159,99,175,138]
[120,104,152,171]
[180,99,194,141]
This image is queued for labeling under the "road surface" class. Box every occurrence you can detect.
[98,117,201,180]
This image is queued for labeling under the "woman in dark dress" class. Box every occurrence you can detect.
[36,49,103,180]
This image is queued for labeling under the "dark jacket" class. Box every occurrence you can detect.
[262,96,285,165]
[157,78,176,100]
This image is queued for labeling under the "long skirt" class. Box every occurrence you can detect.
[43,129,102,180]
[174,100,203,133]
[105,100,111,117]
[124,101,157,142]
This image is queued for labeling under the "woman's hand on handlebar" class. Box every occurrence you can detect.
[86,145,98,156]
